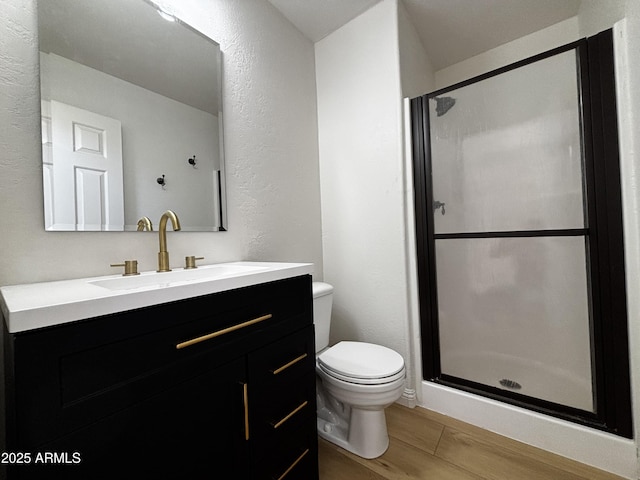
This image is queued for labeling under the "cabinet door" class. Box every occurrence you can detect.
[11,358,249,480]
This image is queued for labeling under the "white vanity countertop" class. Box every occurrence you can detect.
[0,262,314,333]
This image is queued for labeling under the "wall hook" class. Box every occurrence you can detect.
[188,155,197,168]
[157,174,166,189]
[433,200,446,215]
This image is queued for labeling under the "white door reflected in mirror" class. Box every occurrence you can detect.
[43,100,124,231]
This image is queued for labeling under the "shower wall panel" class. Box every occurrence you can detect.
[436,237,593,411]
[430,50,583,234]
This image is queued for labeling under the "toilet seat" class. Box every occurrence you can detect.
[317,341,405,385]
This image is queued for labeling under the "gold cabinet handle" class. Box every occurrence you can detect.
[271,400,308,429]
[243,383,250,440]
[275,449,309,480]
[271,353,308,375]
[175,314,272,349]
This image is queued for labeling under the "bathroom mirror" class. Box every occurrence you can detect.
[37,0,227,231]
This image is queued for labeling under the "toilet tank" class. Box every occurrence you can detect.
[312,282,333,352]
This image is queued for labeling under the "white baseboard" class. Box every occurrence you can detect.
[396,387,417,408]
[420,381,637,479]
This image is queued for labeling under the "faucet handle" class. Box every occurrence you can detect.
[111,260,140,276]
[185,256,204,269]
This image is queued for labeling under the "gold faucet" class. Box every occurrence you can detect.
[157,210,181,272]
[136,216,153,231]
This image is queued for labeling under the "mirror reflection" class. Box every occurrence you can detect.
[38,0,227,231]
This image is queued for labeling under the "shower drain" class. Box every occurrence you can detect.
[499,378,522,390]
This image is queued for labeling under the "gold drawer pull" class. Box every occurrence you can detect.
[243,383,250,440]
[176,314,272,349]
[275,449,309,480]
[271,353,308,375]
[272,400,308,429]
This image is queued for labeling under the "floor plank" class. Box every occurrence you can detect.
[326,437,484,480]
[318,440,387,480]
[385,404,443,455]
[318,403,626,480]
[436,426,587,480]
[405,406,625,480]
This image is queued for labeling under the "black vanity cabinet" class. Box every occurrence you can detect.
[1,275,318,480]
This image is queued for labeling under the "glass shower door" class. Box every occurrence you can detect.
[413,30,632,437]
[429,49,594,412]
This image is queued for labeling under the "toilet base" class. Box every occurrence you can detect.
[316,380,391,459]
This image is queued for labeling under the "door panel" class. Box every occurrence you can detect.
[435,236,593,411]
[48,100,124,230]
[41,101,53,229]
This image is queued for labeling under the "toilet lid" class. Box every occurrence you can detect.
[317,341,405,382]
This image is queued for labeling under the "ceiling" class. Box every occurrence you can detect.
[38,0,221,115]
[267,0,582,70]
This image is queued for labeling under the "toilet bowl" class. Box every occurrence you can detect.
[313,282,406,459]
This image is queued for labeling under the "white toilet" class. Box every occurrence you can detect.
[313,282,406,459]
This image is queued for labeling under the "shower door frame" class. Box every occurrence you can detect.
[410,29,632,438]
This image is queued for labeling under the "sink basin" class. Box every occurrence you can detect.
[1,261,314,333]
[90,263,269,291]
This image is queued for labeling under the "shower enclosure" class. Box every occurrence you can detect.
[410,29,632,437]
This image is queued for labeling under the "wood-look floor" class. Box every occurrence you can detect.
[318,404,624,480]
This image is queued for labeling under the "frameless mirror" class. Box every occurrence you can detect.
[37,0,227,231]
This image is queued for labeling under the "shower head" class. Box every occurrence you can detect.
[433,96,456,117]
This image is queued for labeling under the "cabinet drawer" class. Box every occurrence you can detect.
[250,326,316,388]
[9,276,312,449]
[251,381,315,440]
[59,306,276,407]
[254,427,319,480]
[249,327,316,435]
[248,325,318,480]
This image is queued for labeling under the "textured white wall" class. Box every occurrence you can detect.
[398,1,435,99]
[435,17,580,89]
[614,2,640,476]
[0,0,323,286]
[397,0,436,402]
[316,0,409,363]
[578,0,627,37]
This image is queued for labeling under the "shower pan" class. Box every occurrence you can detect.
[410,29,631,437]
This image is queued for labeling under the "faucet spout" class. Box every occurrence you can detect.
[157,210,181,272]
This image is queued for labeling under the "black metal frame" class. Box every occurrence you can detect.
[410,29,632,438]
